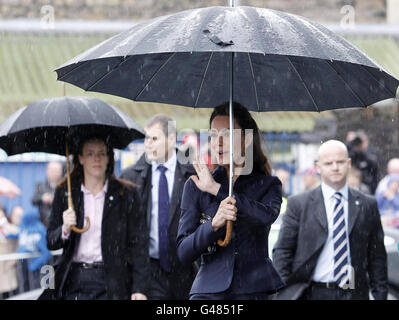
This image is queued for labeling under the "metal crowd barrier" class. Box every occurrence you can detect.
[0,249,62,300]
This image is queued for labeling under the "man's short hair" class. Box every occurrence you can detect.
[145,114,176,137]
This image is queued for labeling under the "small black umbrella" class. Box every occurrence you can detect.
[56,5,399,245]
[0,96,145,233]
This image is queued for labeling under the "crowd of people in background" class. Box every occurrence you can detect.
[0,123,398,299]
[0,161,62,298]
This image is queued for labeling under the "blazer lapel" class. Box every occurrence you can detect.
[311,186,328,232]
[102,179,119,223]
[70,185,83,248]
[347,188,360,236]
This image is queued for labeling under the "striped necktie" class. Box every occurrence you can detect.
[332,192,350,288]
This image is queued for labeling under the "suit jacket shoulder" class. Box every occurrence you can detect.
[120,153,149,180]
[350,187,377,204]
[286,187,320,212]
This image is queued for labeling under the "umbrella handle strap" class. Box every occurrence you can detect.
[217,221,232,247]
[71,217,91,234]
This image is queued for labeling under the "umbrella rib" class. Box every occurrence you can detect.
[359,64,398,97]
[85,55,135,91]
[194,52,213,108]
[108,104,132,127]
[57,61,87,82]
[286,56,320,112]
[64,97,74,127]
[324,60,367,107]
[247,53,261,112]
[134,52,177,100]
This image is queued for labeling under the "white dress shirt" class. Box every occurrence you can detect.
[149,152,177,259]
[312,183,352,282]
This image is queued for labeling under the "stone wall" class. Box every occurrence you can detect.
[0,0,387,23]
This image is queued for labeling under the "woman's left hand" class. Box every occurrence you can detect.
[191,156,221,196]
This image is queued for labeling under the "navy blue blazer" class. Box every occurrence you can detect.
[176,166,285,295]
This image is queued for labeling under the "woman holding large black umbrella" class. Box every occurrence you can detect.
[45,134,149,300]
[176,102,285,299]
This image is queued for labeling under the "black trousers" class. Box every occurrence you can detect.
[63,264,107,300]
[302,284,359,300]
[147,258,192,300]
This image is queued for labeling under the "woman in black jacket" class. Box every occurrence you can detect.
[45,135,148,300]
[177,102,285,300]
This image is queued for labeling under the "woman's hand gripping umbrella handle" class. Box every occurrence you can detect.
[65,142,90,233]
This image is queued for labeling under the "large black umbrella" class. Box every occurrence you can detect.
[55,5,399,245]
[0,96,145,233]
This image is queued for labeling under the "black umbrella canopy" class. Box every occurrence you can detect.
[56,6,399,111]
[0,96,145,156]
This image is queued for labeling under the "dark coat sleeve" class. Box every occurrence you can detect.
[127,186,150,295]
[215,176,282,227]
[272,195,301,282]
[32,182,44,206]
[367,198,388,300]
[119,166,137,183]
[176,178,224,266]
[46,186,68,250]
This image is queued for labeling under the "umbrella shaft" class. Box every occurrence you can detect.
[229,52,234,197]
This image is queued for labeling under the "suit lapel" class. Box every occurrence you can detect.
[292,187,328,278]
[311,186,328,232]
[134,154,152,228]
[142,165,152,228]
[347,188,360,236]
[168,162,185,227]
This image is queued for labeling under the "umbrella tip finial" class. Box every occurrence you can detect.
[62,82,66,96]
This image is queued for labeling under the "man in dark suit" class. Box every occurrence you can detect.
[120,114,197,300]
[32,161,63,228]
[273,139,387,300]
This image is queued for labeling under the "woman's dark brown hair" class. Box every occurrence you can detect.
[209,102,272,176]
[58,135,115,187]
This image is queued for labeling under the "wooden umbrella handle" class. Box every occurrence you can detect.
[71,217,91,234]
[217,221,233,247]
[65,141,90,234]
